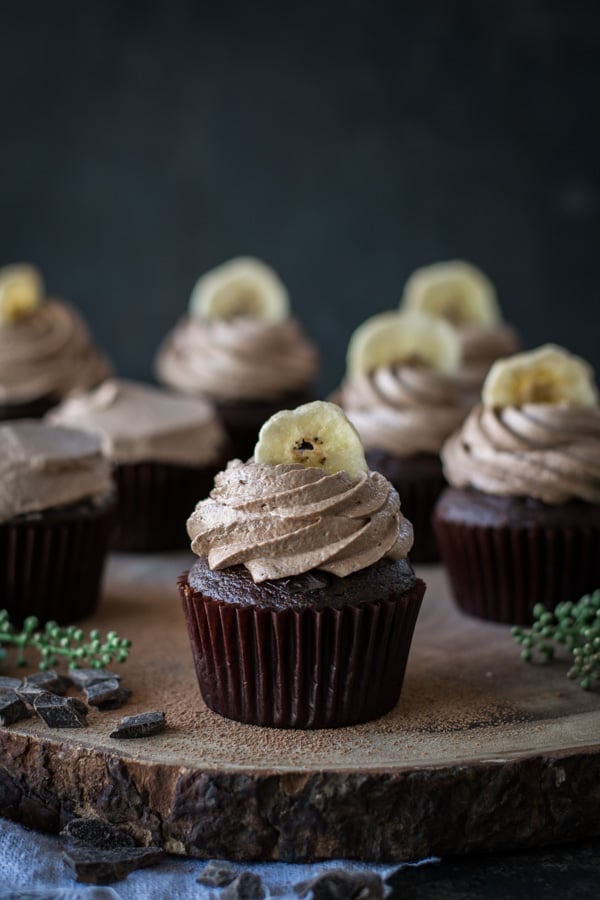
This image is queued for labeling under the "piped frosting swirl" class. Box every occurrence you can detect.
[155,316,318,403]
[340,366,472,457]
[187,460,414,582]
[0,300,112,404]
[442,403,600,504]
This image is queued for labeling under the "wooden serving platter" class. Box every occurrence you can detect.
[1,555,599,862]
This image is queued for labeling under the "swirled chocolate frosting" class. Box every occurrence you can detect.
[0,301,112,404]
[187,459,414,581]
[155,316,318,402]
[340,367,471,457]
[442,403,600,504]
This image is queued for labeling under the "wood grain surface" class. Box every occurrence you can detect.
[0,554,599,861]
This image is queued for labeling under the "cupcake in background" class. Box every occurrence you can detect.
[400,260,520,397]
[180,400,425,729]
[0,264,112,421]
[48,379,230,552]
[154,256,319,461]
[434,344,600,625]
[337,310,473,563]
[0,421,116,626]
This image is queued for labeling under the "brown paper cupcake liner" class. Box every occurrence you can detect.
[366,451,446,564]
[180,576,425,729]
[111,460,223,552]
[0,495,116,627]
[434,513,600,626]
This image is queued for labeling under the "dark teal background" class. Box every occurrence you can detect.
[0,1,598,394]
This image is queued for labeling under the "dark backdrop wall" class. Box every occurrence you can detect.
[1,0,599,394]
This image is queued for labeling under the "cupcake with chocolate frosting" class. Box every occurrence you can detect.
[180,400,425,728]
[48,379,229,551]
[154,257,319,460]
[0,420,116,625]
[434,344,600,624]
[337,310,473,562]
[0,264,112,420]
[401,260,520,398]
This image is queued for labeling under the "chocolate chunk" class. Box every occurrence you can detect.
[222,872,265,899]
[0,676,22,693]
[15,685,46,705]
[62,845,164,884]
[85,679,132,710]
[33,692,88,728]
[197,859,238,887]
[68,667,119,689]
[0,691,32,725]
[61,817,136,851]
[67,696,90,716]
[295,869,383,899]
[110,710,165,739]
[24,669,71,695]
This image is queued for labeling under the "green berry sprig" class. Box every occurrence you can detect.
[0,609,131,671]
[512,589,600,690]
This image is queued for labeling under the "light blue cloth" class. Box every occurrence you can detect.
[0,817,435,898]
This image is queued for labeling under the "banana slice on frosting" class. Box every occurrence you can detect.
[254,400,368,478]
[401,260,500,327]
[189,256,290,323]
[482,344,598,408]
[346,310,461,375]
[0,264,44,325]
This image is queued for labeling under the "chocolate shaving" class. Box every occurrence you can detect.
[0,676,22,693]
[33,692,88,728]
[61,817,135,851]
[15,685,47,705]
[62,845,164,885]
[61,814,163,885]
[68,667,120,689]
[110,710,165,739]
[24,669,71,695]
[0,691,31,726]
[84,678,132,710]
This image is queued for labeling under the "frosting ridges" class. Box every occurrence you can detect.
[442,403,600,504]
[187,460,414,581]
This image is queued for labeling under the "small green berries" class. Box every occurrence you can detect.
[0,611,131,672]
[513,589,600,690]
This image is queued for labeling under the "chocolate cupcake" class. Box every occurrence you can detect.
[0,264,112,421]
[180,401,425,729]
[337,310,473,563]
[48,379,230,552]
[401,260,520,398]
[154,256,319,460]
[434,344,600,625]
[0,421,116,626]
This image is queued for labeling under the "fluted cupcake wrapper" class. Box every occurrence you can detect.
[0,497,116,627]
[180,576,425,729]
[434,515,600,626]
[112,460,223,552]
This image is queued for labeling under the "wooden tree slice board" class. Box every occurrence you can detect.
[1,554,599,862]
